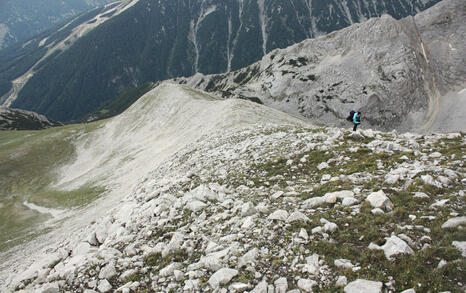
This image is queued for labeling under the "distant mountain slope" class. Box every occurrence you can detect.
[174,0,465,132]
[0,0,114,49]
[0,0,441,122]
[0,107,62,130]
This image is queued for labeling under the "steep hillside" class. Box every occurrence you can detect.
[174,0,465,133]
[0,0,114,49]
[0,82,305,283]
[0,0,442,122]
[1,83,465,292]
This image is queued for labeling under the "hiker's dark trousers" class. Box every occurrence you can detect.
[353,124,358,131]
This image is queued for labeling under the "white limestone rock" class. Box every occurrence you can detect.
[441,216,466,229]
[299,228,309,241]
[317,162,330,170]
[159,262,183,277]
[174,269,184,281]
[119,269,136,281]
[384,174,400,184]
[287,211,310,223]
[429,152,442,158]
[335,275,348,287]
[437,259,448,269]
[421,174,441,187]
[430,199,449,209]
[241,202,257,217]
[228,282,250,292]
[208,268,238,288]
[184,279,200,291]
[268,210,289,221]
[366,190,393,211]
[334,259,357,270]
[344,279,383,293]
[39,282,60,293]
[272,191,284,199]
[162,232,185,257]
[205,241,223,253]
[95,222,110,244]
[312,226,322,234]
[371,208,385,215]
[97,279,112,293]
[241,216,255,229]
[323,222,338,233]
[251,280,268,293]
[297,278,317,292]
[401,288,416,293]
[444,169,458,178]
[199,255,223,272]
[73,242,93,256]
[186,200,208,212]
[452,241,466,257]
[274,277,288,293]
[413,192,429,199]
[87,231,99,246]
[369,236,414,260]
[238,248,258,268]
[98,263,116,279]
[302,254,320,275]
[327,190,355,199]
[342,197,359,206]
[303,196,325,208]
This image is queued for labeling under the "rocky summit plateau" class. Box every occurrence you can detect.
[0,83,464,292]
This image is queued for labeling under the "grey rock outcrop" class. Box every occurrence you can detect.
[344,279,383,293]
[174,0,466,132]
[0,107,62,130]
[441,216,466,229]
[369,236,415,259]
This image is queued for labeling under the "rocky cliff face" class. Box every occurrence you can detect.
[174,0,465,133]
[0,107,62,130]
[1,0,442,122]
[1,83,464,292]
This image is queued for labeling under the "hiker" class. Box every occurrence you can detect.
[346,110,361,131]
[352,111,361,131]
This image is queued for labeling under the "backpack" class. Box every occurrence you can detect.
[346,110,355,122]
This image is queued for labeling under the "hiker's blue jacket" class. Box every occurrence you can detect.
[353,112,360,124]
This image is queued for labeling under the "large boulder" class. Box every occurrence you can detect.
[344,279,383,293]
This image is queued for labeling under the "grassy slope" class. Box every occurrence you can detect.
[0,122,105,251]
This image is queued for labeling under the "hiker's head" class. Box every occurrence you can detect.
[357,112,361,116]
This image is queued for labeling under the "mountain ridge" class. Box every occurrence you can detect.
[1,83,464,292]
[174,0,465,133]
[0,0,442,122]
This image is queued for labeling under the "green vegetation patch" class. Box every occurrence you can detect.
[0,121,106,251]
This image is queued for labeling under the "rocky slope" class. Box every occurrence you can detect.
[0,0,442,122]
[174,0,465,133]
[0,107,62,130]
[1,83,464,292]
